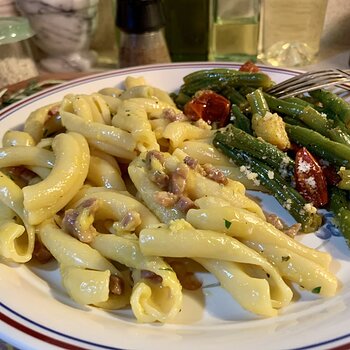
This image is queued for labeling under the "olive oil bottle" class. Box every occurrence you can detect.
[209,0,260,62]
[162,0,210,61]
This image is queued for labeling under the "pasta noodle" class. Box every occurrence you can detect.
[23,132,90,225]
[0,172,35,262]
[91,234,182,322]
[0,73,340,324]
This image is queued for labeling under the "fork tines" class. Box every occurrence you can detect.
[266,69,350,98]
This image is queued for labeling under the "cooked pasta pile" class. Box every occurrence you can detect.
[0,75,338,322]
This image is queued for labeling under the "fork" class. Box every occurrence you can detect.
[265,68,350,99]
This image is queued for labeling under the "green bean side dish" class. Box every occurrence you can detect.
[172,66,350,246]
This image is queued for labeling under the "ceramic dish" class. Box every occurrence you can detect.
[0,62,349,350]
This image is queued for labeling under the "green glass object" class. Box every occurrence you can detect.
[162,0,210,62]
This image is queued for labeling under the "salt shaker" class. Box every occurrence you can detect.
[116,0,171,68]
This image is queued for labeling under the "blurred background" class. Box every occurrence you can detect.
[0,0,349,89]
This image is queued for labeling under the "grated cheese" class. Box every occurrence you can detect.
[284,198,292,210]
[305,176,316,188]
[303,203,317,214]
[297,160,311,173]
[239,165,260,186]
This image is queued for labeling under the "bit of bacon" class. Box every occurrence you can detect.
[283,223,302,238]
[141,270,163,284]
[266,213,302,237]
[183,156,198,169]
[169,260,202,290]
[32,239,53,264]
[120,211,141,231]
[162,108,188,122]
[109,274,124,295]
[62,198,99,243]
[202,163,228,185]
[175,196,196,212]
[154,191,178,207]
[149,170,169,189]
[266,214,284,231]
[145,150,165,168]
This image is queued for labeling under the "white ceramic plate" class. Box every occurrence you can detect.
[1,62,350,350]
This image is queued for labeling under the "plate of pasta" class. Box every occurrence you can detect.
[0,62,350,350]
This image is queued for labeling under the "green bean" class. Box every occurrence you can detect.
[180,70,273,96]
[285,124,350,167]
[238,86,256,97]
[282,116,308,128]
[284,97,314,108]
[329,187,350,247]
[337,168,350,190]
[328,127,350,147]
[220,85,248,109]
[171,91,191,109]
[216,125,294,176]
[183,69,240,84]
[246,89,270,116]
[310,89,350,128]
[213,138,322,232]
[229,105,252,134]
[264,93,332,136]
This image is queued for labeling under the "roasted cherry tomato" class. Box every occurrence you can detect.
[184,90,230,128]
[294,147,328,207]
[321,163,341,186]
[239,60,260,72]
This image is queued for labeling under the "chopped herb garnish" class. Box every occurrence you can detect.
[224,219,232,229]
[312,286,321,294]
[281,255,290,262]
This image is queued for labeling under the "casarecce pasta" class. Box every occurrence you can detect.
[0,74,339,323]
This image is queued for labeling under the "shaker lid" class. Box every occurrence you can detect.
[0,17,34,45]
[116,0,165,34]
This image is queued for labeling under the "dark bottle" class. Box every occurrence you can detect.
[116,0,171,68]
[162,0,210,62]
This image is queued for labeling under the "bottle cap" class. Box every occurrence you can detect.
[116,0,165,34]
[0,17,34,45]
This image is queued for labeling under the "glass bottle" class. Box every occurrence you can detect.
[209,0,261,62]
[116,0,171,68]
[259,0,328,67]
[162,0,210,62]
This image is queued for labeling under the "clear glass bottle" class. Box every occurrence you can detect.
[209,0,261,62]
[259,0,328,67]
[0,17,38,88]
[116,0,171,68]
